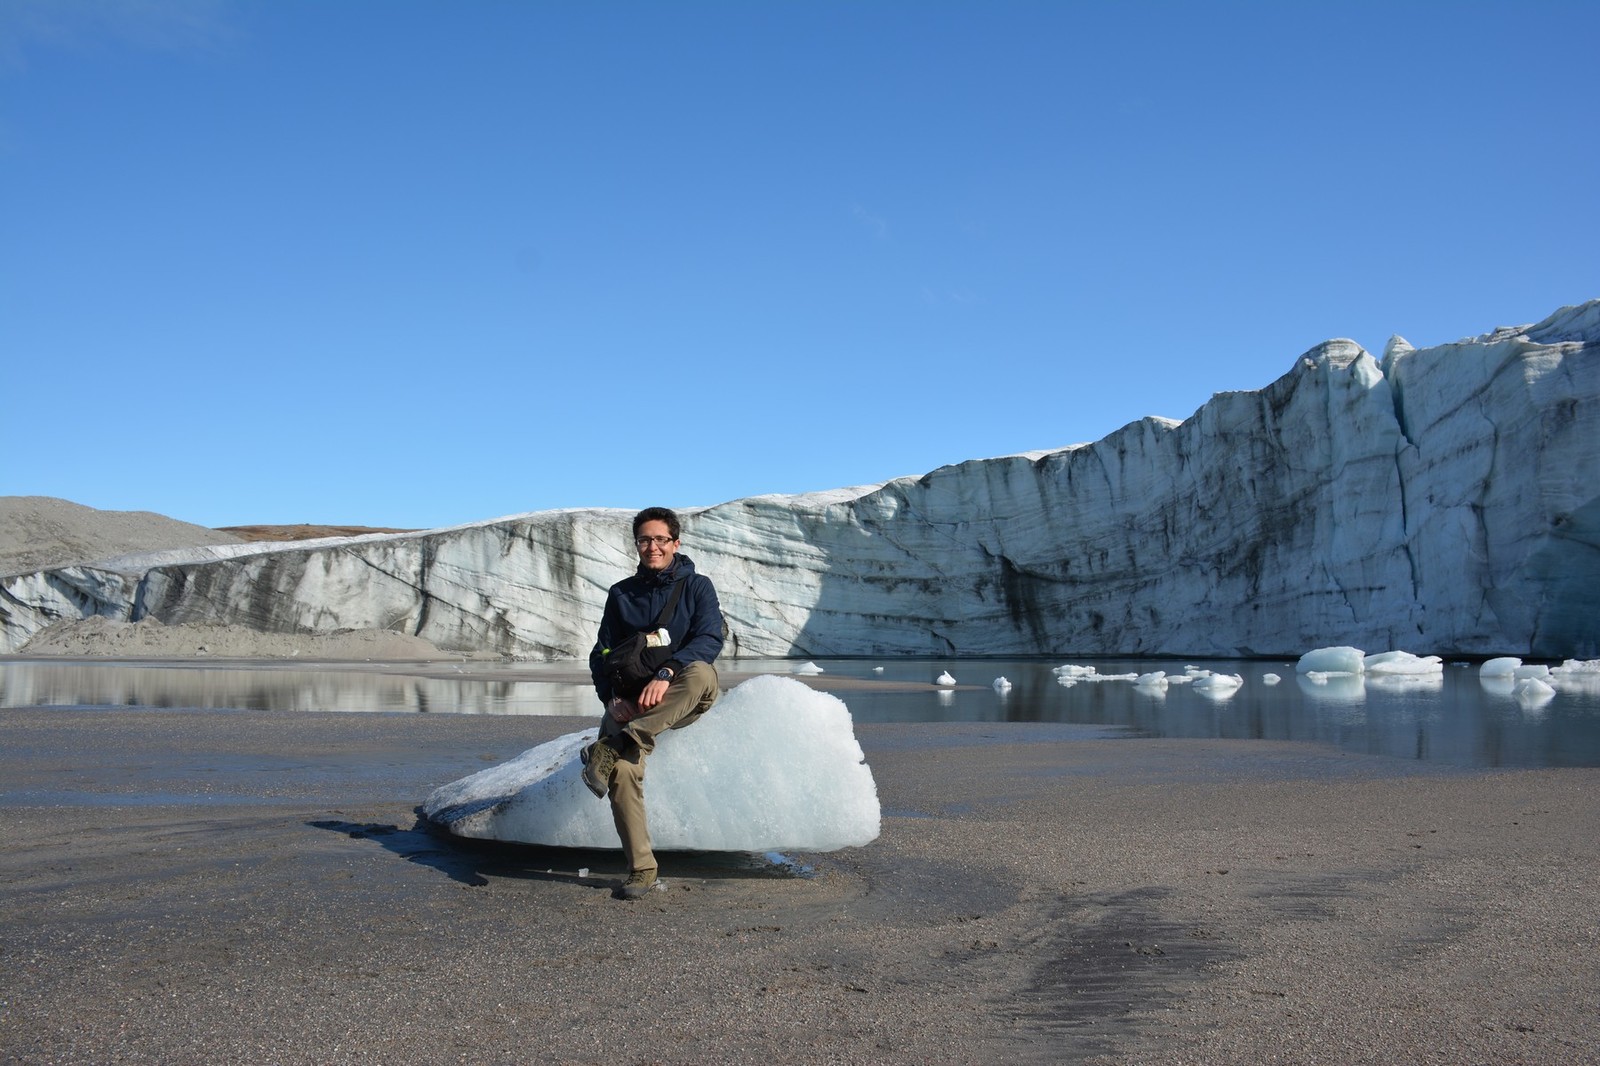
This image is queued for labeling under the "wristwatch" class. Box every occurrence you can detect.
[655,667,674,682]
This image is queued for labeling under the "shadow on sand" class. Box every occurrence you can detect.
[308,813,811,891]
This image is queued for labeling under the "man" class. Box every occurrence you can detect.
[584,506,724,900]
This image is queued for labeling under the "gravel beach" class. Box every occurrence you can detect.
[3,697,1596,1065]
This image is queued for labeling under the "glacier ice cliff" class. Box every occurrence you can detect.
[4,300,1597,658]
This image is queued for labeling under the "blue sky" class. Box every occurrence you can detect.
[4,0,1596,530]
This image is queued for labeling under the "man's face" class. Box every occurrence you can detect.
[635,519,679,572]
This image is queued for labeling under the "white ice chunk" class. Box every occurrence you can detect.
[1135,670,1168,688]
[1512,664,1551,681]
[792,661,825,675]
[422,675,880,852]
[1053,664,1098,678]
[1364,651,1444,676]
[1514,676,1557,710]
[1550,659,1600,692]
[1262,673,1282,685]
[1480,656,1522,678]
[991,676,1012,691]
[1551,658,1600,678]
[1297,647,1367,674]
[1192,673,1244,699]
[872,666,885,673]
[936,671,957,686]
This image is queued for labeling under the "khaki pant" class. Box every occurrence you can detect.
[599,660,719,873]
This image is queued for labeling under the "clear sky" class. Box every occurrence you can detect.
[3,0,1596,530]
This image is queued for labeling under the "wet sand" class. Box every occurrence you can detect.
[2,700,1597,1064]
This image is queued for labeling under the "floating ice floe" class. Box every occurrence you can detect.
[1482,656,1600,696]
[1515,676,1557,710]
[423,675,880,852]
[1364,651,1443,676]
[1296,647,1367,675]
[935,671,957,686]
[1052,663,1138,683]
[792,661,825,675]
[1262,673,1282,685]
[1551,659,1600,681]
[1135,670,1169,691]
[871,666,884,674]
[1480,656,1522,679]
[991,676,1012,691]
[1192,673,1245,699]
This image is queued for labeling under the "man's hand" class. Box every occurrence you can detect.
[638,677,670,709]
[607,696,642,724]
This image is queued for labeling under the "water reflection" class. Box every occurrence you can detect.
[0,660,598,717]
[3,656,1598,769]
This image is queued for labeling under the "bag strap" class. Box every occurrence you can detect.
[651,574,687,632]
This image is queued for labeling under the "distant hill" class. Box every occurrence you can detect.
[0,497,244,577]
[0,498,419,577]
[218,524,420,543]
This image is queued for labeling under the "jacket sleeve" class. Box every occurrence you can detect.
[589,590,624,704]
[670,574,725,669]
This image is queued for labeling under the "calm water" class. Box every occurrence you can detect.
[3,656,1598,769]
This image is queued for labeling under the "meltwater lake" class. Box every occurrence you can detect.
[5,655,1599,770]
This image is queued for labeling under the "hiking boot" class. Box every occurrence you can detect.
[580,737,618,798]
[618,867,658,900]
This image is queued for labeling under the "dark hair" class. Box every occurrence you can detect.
[632,507,681,540]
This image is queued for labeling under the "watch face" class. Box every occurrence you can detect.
[656,668,673,680]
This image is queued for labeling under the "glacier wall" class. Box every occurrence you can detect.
[4,300,1597,658]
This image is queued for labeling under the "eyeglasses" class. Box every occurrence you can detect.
[635,535,676,548]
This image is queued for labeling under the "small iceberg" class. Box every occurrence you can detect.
[1551,659,1600,685]
[1297,647,1366,675]
[935,671,957,686]
[1192,673,1244,700]
[1515,676,1556,711]
[1364,651,1443,676]
[423,675,880,852]
[1480,656,1522,679]
[792,661,825,675]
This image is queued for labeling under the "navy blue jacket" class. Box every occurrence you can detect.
[588,552,724,704]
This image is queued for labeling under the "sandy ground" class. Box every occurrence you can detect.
[17,616,466,660]
[3,695,1596,1065]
